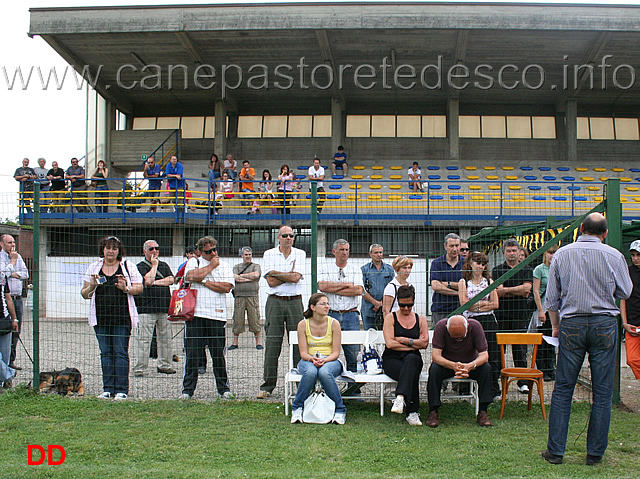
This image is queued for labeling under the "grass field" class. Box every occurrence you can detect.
[3,387,640,478]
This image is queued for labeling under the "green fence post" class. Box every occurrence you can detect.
[311,182,318,294]
[32,182,40,390]
[606,178,622,405]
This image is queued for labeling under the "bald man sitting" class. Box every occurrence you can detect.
[426,315,494,427]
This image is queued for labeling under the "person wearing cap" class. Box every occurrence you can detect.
[620,239,640,380]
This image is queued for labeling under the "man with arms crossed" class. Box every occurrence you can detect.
[542,213,632,466]
[430,233,464,324]
[257,226,306,398]
[361,244,395,330]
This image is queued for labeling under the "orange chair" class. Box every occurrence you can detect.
[496,332,546,420]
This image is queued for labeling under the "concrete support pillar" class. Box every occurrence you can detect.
[566,99,577,163]
[447,97,460,161]
[172,226,185,258]
[214,100,227,156]
[104,100,116,167]
[331,98,344,151]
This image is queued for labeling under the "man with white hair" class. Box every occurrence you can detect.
[426,315,494,427]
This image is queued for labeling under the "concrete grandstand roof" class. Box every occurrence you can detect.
[28,2,640,117]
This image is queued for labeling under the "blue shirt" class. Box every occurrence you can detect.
[145,163,163,190]
[429,254,463,313]
[544,235,632,319]
[360,261,395,318]
[164,162,184,189]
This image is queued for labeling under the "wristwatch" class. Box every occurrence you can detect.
[409,338,414,347]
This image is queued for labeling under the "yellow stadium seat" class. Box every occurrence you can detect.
[625,186,639,191]
[389,175,402,180]
[587,186,601,191]
[491,195,502,200]
[502,166,515,171]
[575,167,588,172]
[488,185,501,190]
[599,177,609,181]
[581,177,594,181]
[351,175,364,179]
[388,195,402,200]
[620,177,632,182]
[511,195,525,201]
[389,185,403,190]
[593,196,603,202]
[486,175,500,180]
[593,167,606,172]
[372,166,384,170]
[469,185,482,190]
[466,175,480,180]
[471,195,485,200]
[484,166,496,170]
[370,175,383,180]
[612,168,625,172]
[349,184,362,189]
[390,166,403,170]
[347,195,361,200]
[368,194,381,200]
[620,197,628,203]
[505,176,518,180]
[465,166,477,171]
[508,185,521,190]
[353,165,365,170]
[633,197,640,202]
[369,184,382,189]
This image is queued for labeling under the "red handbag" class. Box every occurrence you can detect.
[168,280,197,321]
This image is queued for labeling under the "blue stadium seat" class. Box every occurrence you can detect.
[329,184,342,189]
[428,175,441,180]
[524,175,537,180]
[446,166,459,171]
[574,196,588,201]
[430,195,444,200]
[532,196,546,200]
[327,194,341,200]
[528,185,541,190]
[539,167,552,171]
[429,184,442,190]
[296,175,305,179]
[427,166,440,170]
[568,186,581,191]
[548,185,562,191]
[451,195,464,200]
[543,176,556,181]
[297,166,309,170]
[553,196,568,201]
[562,176,576,181]
[409,195,423,200]
[520,166,533,171]
[332,175,344,179]
[448,175,461,180]
[557,167,570,171]
[448,184,461,190]
[630,168,640,173]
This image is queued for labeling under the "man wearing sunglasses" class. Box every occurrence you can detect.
[459,240,470,261]
[133,240,176,377]
[182,236,234,400]
[319,239,364,379]
[426,315,494,427]
[258,225,306,399]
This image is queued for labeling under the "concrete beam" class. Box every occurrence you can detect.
[331,98,344,152]
[448,97,459,161]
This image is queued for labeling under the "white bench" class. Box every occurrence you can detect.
[284,330,479,416]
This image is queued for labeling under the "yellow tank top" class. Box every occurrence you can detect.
[305,316,334,357]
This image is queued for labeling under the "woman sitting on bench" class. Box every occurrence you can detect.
[291,293,347,425]
[382,285,430,426]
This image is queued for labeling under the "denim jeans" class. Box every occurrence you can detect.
[10,296,23,364]
[94,185,109,213]
[329,310,360,372]
[547,314,617,457]
[0,332,15,383]
[94,324,131,394]
[292,359,346,413]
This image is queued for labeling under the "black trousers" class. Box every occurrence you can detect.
[536,312,556,378]
[383,351,423,414]
[472,313,501,396]
[427,362,493,411]
[496,312,529,386]
[182,316,229,396]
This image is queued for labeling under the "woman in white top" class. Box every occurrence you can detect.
[383,256,413,317]
[457,250,500,397]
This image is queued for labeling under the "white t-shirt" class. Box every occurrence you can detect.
[185,257,234,321]
[308,165,325,188]
[262,246,306,296]
[319,261,364,311]
[407,167,422,179]
[383,278,413,313]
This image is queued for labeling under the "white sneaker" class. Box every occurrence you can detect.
[332,411,346,425]
[291,408,303,424]
[97,391,112,399]
[180,393,192,400]
[406,412,422,426]
[219,391,234,400]
[391,395,405,414]
[114,393,128,401]
[518,384,530,394]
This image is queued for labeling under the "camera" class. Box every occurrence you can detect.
[97,276,107,285]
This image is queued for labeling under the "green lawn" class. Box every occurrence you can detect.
[3,387,639,478]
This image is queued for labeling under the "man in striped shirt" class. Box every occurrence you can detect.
[542,213,632,466]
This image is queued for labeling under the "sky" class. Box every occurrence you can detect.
[2,0,640,218]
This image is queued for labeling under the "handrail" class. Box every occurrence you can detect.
[132,129,180,174]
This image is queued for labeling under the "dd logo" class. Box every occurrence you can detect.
[28,445,66,465]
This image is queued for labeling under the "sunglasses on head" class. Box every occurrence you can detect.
[202,247,217,255]
[281,233,295,238]
[398,302,414,308]
[148,246,159,251]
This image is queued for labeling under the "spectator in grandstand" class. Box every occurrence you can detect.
[531,244,559,380]
[143,156,162,213]
[307,157,326,213]
[0,234,29,371]
[492,238,533,393]
[459,239,470,261]
[133,239,176,378]
[331,145,348,177]
[223,154,237,180]
[65,157,90,213]
[290,293,346,425]
[383,285,429,426]
[33,157,50,213]
[383,255,413,317]
[80,236,143,400]
[182,236,234,400]
[46,160,67,213]
[208,153,223,184]
[458,251,501,398]
[407,162,423,192]
[319,239,364,376]
[239,160,256,207]
[426,315,494,428]
[277,164,295,214]
[258,225,306,399]
[162,155,185,211]
[430,233,464,324]
[14,158,36,213]
[518,246,530,263]
[90,160,109,213]
[213,172,234,213]
[542,213,632,466]
[361,243,395,330]
[0,274,18,389]
[229,247,262,351]
[621,240,640,380]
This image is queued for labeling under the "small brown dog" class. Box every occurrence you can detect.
[39,368,84,396]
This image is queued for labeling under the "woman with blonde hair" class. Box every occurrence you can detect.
[383,256,413,317]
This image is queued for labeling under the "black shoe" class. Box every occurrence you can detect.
[227,345,238,350]
[541,450,563,464]
[586,454,602,466]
